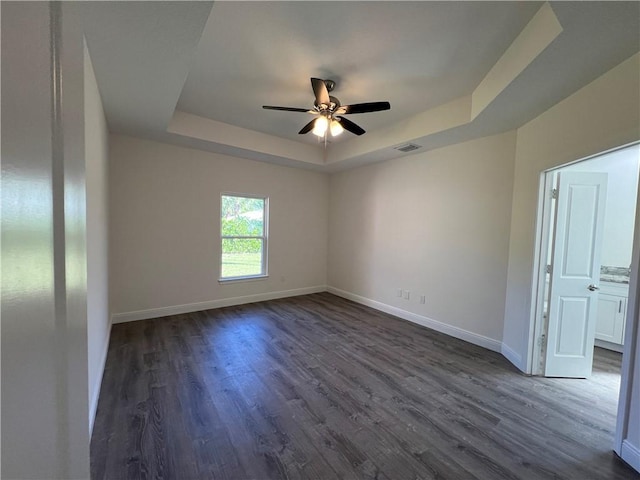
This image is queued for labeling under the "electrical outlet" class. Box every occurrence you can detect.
[420,295,426,304]
[396,288,403,297]
[403,290,410,300]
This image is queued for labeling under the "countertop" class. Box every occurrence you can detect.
[600,266,630,285]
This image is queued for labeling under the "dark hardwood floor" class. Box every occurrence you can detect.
[91,293,638,479]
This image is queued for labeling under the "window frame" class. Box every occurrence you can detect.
[219,192,269,283]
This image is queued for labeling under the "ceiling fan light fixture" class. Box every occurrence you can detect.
[264,77,390,138]
[330,119,344,136]
[312,115,329,136]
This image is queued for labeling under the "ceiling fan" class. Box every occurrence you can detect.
[262,78,390,138]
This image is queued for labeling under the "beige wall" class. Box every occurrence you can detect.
[109,135,329,318]
[84,41,110,433]
[328,131,516,345]
[503,52,640,369]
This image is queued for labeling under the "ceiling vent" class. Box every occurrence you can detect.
[394,143,422,153]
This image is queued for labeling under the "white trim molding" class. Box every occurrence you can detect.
[621,440,640,473]
[111,285,326,324]
[327,286,502,353]
[89,320,112,435]
[501,343,524,371]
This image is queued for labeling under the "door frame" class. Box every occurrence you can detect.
[529,171,556,375]
[528,141,640,455]
[616,168,640,457]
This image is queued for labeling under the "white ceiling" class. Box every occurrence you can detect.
[80,1,640,171]
[176,2,541,145]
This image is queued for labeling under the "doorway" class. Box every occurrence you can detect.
[531,143,639,378]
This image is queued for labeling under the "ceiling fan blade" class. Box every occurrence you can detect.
[337,116,365,136]
[263,105,312,113]
[298,118,317,134]
[342,101,391,114]
[311,78,330,106]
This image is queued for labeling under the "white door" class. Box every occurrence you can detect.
[544,171,608,378]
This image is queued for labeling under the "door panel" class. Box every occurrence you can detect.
[554,297,588,355]
[561,185,599,277]
[545,172,607,378]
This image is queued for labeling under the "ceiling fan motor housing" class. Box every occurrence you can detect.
[313,80,339,110]
[314,96,340,111]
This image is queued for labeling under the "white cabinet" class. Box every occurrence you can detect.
[595,282,628,346]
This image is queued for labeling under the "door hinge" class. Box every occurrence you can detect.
[546,264,552,274]
[551,188,558,199]
[537,333,546,346]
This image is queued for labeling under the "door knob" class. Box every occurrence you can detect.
[587,284,600,291]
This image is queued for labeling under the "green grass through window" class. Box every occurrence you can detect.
[221,252,263,278]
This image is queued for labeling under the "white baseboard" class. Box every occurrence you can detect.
[621,440,640,473]
[112,286,528,384]
[89,319,112,435]
[595,339,624,353]
[327,286,502,353]
[501,343,524,371]
[111,285,327,324]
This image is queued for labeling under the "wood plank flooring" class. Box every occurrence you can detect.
[90,293,638,479]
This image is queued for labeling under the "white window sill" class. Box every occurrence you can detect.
[218,274,269,284]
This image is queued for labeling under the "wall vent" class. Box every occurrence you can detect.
[394,143,422,153]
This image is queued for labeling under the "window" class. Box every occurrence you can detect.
[220,194,268,281]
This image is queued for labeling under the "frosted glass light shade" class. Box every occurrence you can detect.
[312,116,329,136]
[330,119,344,136]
